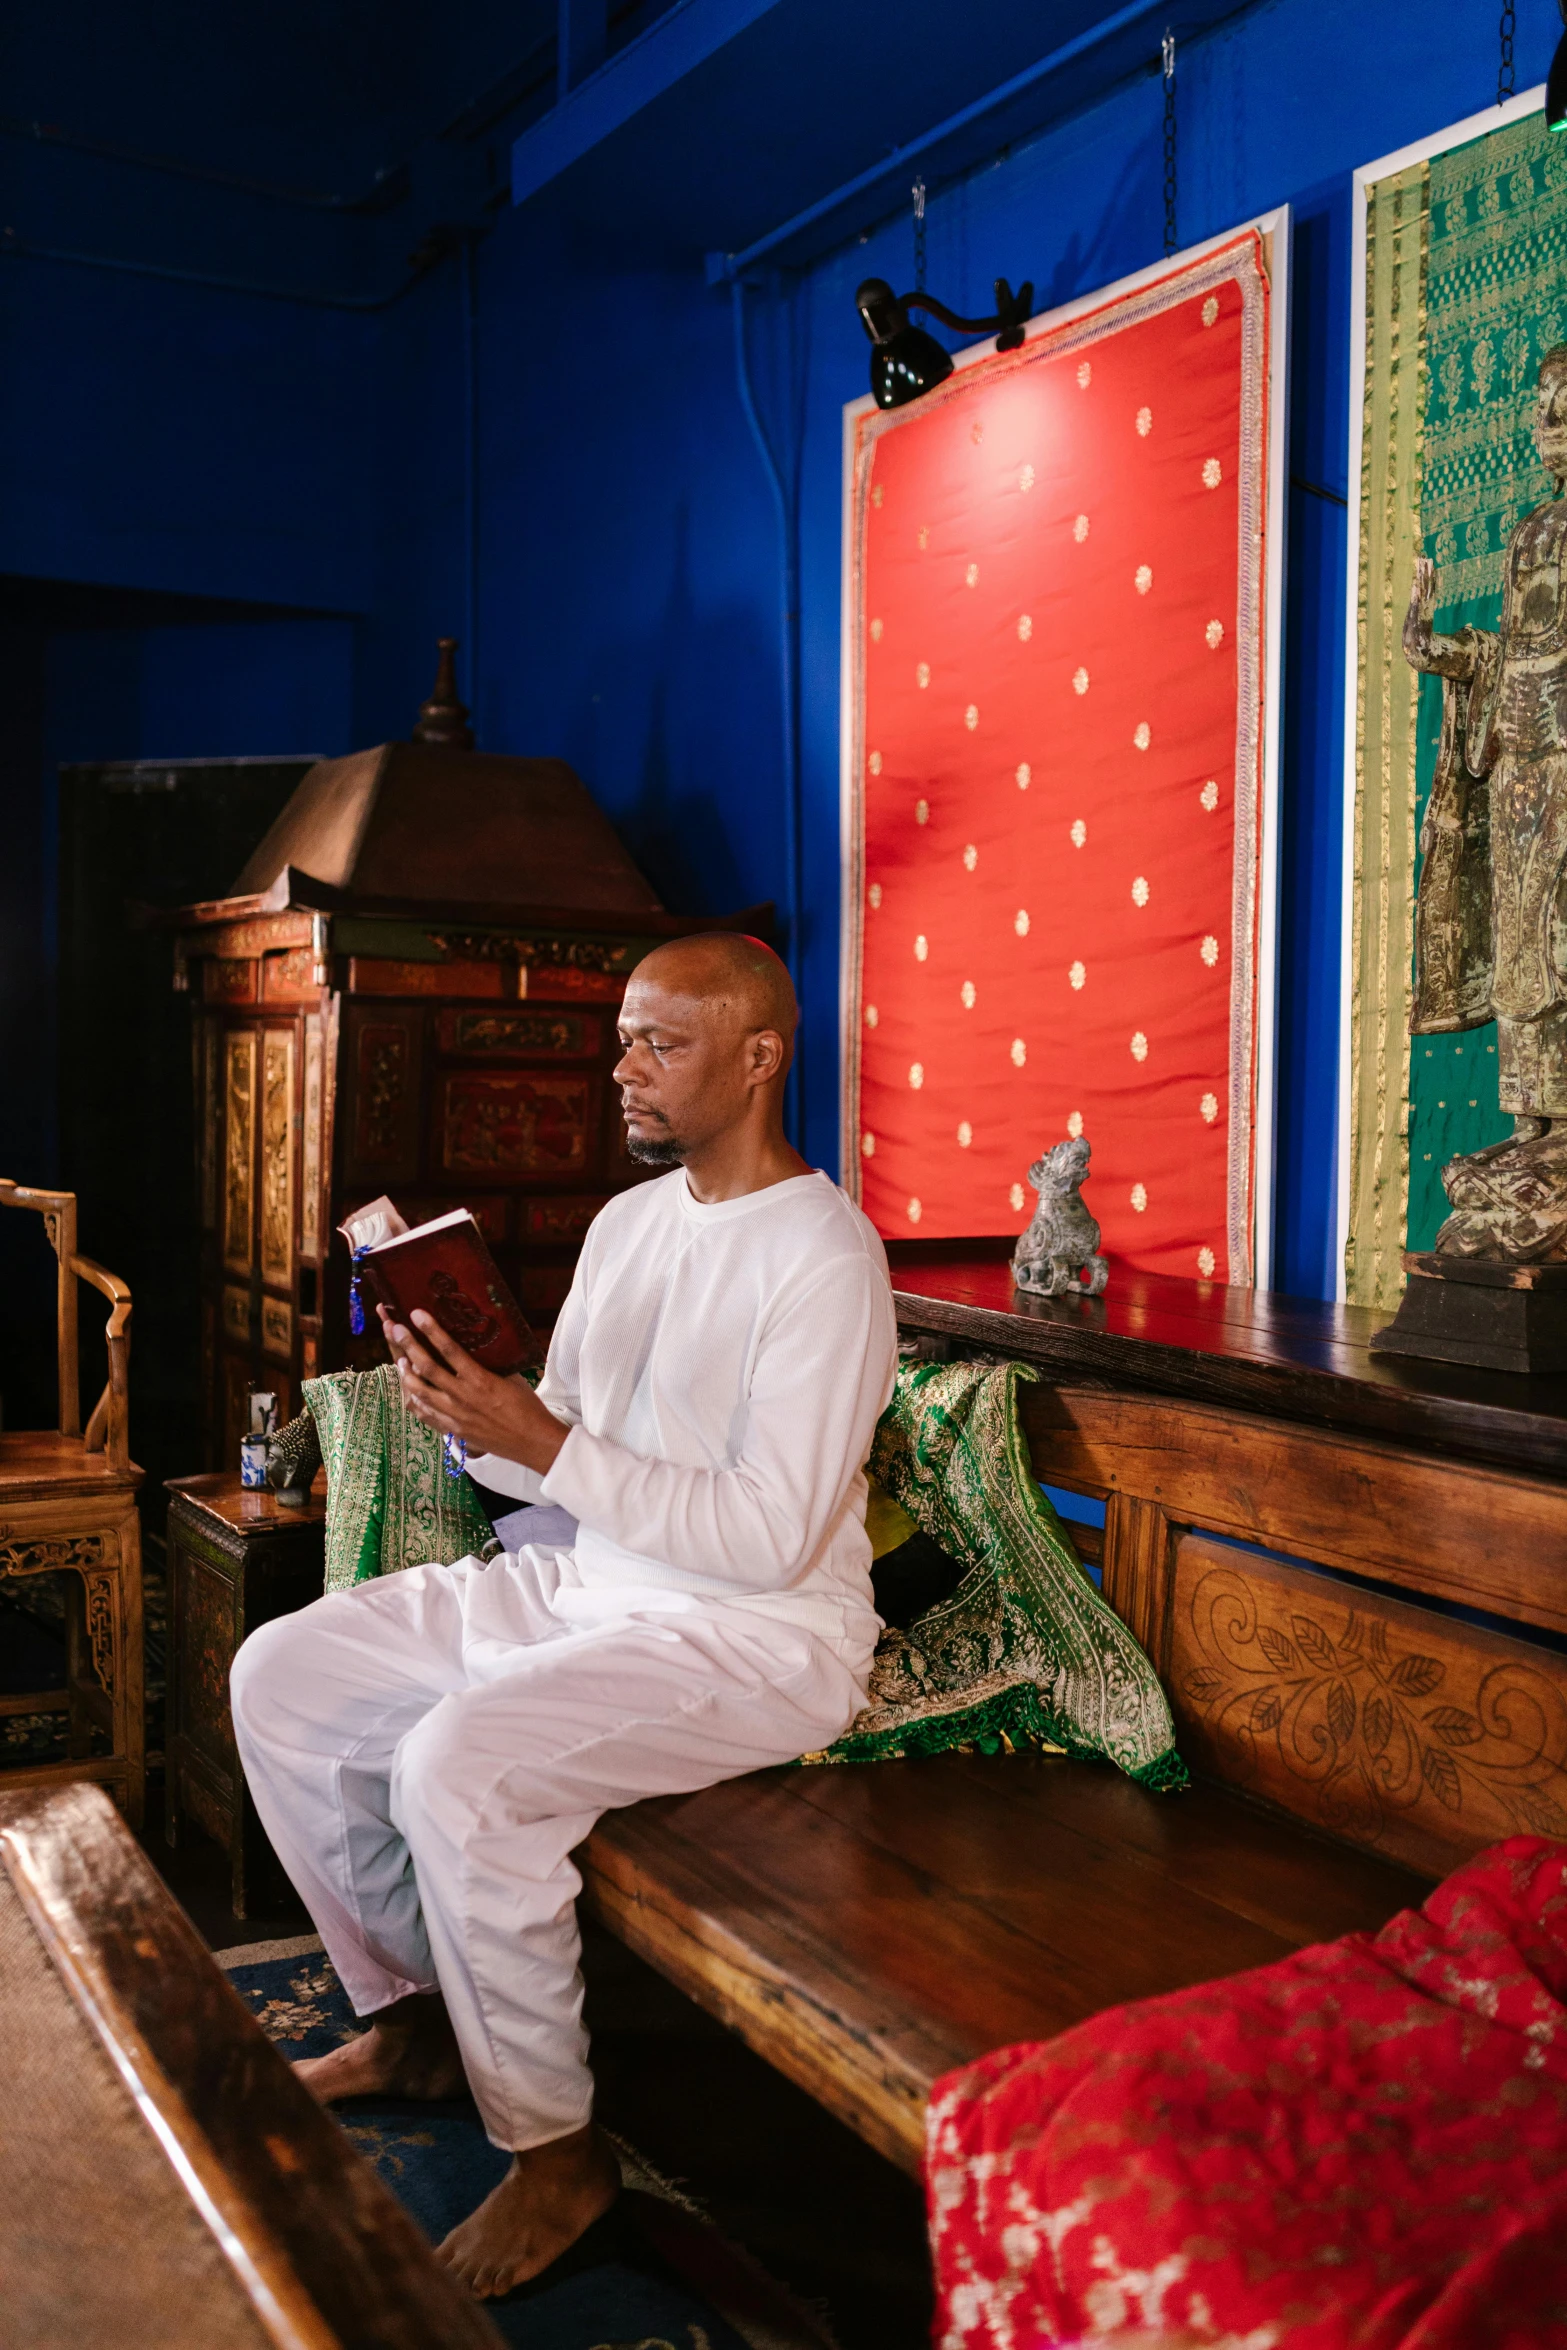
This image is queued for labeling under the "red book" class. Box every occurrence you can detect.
[340,1200,541,1377]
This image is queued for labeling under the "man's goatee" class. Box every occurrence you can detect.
[626,1134,684,1166]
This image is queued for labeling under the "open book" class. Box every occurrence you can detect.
[340,1197,541,1377]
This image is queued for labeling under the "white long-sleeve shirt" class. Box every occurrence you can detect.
[468,1169,898,1644]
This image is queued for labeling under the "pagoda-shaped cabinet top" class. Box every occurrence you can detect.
[231,740,664,914]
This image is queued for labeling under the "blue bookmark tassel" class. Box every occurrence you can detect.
[442,1431,467,1482]
[349,1247,369,1336]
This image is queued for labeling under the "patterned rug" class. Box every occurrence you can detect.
[221,1936,830,2350]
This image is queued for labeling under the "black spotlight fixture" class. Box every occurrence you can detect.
[855,275,1035,410]
[1550,0,1567,132]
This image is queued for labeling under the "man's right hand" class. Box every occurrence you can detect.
[377,1303,569,1476]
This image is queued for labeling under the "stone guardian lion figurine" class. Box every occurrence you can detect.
[1012,1135,1109,1297]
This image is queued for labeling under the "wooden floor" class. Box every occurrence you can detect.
[582,1751,1429,2174]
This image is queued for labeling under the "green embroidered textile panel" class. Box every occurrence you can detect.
[811,1359,1185,1790]
[1349,112,1567,1308]
[305,1366,496,1590]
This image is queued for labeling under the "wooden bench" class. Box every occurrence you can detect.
[0,1780,501,2350]
[581,1254,1567,2174]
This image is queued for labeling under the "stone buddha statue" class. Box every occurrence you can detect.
[1402,343,1567,1262]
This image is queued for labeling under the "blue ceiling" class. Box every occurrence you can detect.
[1,0,1263,299]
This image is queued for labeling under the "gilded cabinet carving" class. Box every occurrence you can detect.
[222,1032,256,1276]
[300,1018,323,1261]
[260,1028,295,1288]
[198,1016,221,1232]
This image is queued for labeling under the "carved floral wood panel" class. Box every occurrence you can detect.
[1170,1533,1567,1877]
[348,958,504,999]
[204,958,257,1004]
[222,1031,257,1276]
[260,946,317,1001]
[346,1009,422,1181]
[0,1532,119,1698]
[436,1009,600,1059]
[440,1074,590,1175]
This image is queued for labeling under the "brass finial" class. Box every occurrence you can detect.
[413,638,474,750]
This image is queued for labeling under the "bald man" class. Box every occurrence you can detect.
[230,934,897,2297]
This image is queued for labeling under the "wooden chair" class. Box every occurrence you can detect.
[0,1180,144,1827]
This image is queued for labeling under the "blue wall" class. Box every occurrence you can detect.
[464,0,1561,1299]
[3,0,1562,1307]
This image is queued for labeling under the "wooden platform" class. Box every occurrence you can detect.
[884,1242,1567,1476]
[581,1751,1428,2175]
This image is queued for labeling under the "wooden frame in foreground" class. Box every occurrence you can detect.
[0,1781,500,2350]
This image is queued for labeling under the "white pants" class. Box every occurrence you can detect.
[229,1546,871,2151]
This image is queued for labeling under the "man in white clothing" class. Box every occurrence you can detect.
[230,932,897,2298]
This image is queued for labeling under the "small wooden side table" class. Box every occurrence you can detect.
[164,1470,326,1918]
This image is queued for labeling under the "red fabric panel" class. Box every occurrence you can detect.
[846,233,1272,1281]
[927,1837,1567,2349]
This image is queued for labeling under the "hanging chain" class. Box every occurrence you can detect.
[1498,0,1516,103]
[1165,29,1174,257]
[912,176,927,293]
[1162,31,1177,258]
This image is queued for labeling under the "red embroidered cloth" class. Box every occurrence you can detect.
[843,230,1276,1282]
[927,1837,1567,2348]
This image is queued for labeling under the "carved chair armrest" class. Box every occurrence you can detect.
[1,1180,84,1436]
[70,1254,132,1476]
[0,1179,76,1217]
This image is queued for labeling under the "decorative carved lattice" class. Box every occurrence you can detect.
[426,932,636,974]
[0,1534,117,1699]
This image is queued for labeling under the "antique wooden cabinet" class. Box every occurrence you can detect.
[164,1471,327,1916]
[173,656,766,1466]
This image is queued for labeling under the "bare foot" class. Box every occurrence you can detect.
[293,1990,466,2105]
[438,2122,621,2298]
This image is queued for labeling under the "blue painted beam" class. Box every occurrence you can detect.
[706,0,1176,280]
[511,0,1263,272]
[557,0,608,102]
[514,0,787,206]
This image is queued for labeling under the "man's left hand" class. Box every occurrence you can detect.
[380,1304,569,1476]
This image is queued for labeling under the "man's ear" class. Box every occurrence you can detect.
[746,1027,786,1085]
